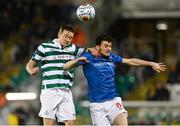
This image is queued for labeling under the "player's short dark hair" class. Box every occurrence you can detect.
[59,24,74,33]
[95,34,112,46]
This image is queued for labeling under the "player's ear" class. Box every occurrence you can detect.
[95,45,100,51]
[58,32,61,37]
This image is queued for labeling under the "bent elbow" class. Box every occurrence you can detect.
[26,63,30,72]
[26,63,32,75]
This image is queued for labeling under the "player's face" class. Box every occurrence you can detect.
[97,41,112,57]
[58,30,74,45]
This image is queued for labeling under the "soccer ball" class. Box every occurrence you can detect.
[76,4,95,22]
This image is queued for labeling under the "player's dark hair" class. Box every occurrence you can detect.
[95,34,112,46]
[59,24,74,33]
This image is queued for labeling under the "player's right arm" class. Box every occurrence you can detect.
[26,59,40,76]
[26,44,45,75]
[63,57,88,70]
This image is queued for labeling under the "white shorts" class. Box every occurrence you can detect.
[90,97,127,125]
[39,88,76,122]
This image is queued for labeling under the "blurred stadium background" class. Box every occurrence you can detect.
[0,0,180,125]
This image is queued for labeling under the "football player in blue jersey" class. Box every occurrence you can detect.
[63,34,166,125]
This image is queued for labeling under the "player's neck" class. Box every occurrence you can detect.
[98,53,110,59]
[102,55,109,59]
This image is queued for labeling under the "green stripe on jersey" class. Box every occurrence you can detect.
[42,67,63,71]
[46,51,74,56]
[43,75,73,81]
[41,67,73,73]
[42,59,70,64]
[32,58,38,62]
[42,45,59,49]
[74,46,80,56]
[36,50,44,57]
[41,83,71,89]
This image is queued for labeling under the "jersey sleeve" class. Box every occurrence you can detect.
[32,44,45,62]
[111,53,123,64]
[74,45,86,57]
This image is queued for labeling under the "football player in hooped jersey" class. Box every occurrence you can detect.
[26,24,97,126]
[63,35,166,125]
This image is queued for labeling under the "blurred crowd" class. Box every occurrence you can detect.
[0,0,77,66]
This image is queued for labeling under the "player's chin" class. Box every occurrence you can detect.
[105,53,110,56]
[65,41,70,44]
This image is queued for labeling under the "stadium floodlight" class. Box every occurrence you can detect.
[5,92,37,101]
[156,21,168,31]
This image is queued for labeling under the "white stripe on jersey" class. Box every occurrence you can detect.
[45,48,60,52]
[43,70,64,76]
[42,79,71,85]
[41,63,65,69]
[42,43,58,47]
[77,47,85,56]
[44,55,75,61]
[43,70,73,78]
[34,55,43,60]
[38,45,45,53]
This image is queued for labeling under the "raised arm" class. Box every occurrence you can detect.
[122,58,166,73]
[63,57,89,71]
[26,59,40,75]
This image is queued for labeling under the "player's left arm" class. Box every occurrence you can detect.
[122,58,166,73]
[63,57,88,70]
[26,59,40,75]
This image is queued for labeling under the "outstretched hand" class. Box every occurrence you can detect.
[87,47,100,57]
[76,57,89,63]
[151,62,166,73]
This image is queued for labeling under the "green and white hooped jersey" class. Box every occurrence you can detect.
[32,39,86,89]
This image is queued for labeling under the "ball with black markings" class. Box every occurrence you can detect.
[76,4,95,22]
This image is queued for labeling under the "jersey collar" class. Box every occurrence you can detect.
[96,53,112,60]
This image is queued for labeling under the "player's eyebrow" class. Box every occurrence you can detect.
[104,43,112,47]
[65,34,73,39]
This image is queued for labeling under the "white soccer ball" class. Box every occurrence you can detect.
[76,4,95,22]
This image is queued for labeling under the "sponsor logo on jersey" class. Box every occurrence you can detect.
[56,55,74,60]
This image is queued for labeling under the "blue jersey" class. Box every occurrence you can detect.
[78,52,123,103]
